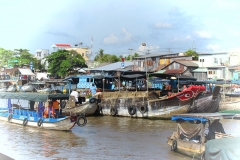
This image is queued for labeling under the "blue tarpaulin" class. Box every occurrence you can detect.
[171,116,207,122]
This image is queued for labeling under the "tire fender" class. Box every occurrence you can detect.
[171,140,177,151]
[8,114,13,122]
[23,118,28,126]
[139,104,148,114]
[110,107,117,116]
[77,115,87,127]
[89,97,96,104]
[37,118,43,127]
[128,105,136,115]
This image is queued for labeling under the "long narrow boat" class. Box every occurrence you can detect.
[96,73,221,119]
[0,92,88,131]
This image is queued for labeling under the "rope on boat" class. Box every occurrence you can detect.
[178,123,201,140]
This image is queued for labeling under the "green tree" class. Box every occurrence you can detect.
[94,49,120,63]
[184,49,198,60]
[46,50,87,77]
[9,48,35,67]
[0,48,14,67]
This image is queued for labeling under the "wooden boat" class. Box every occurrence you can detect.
[36,87,51,93]
[0,80,18,92]
[20,83,34,92]
[96,73,221,119]
[0,92,88,131]
[7,84,17,92]
[0,87,7,92]
[167,113,235,159]
[62,96,99,116]
[187,86,221,113]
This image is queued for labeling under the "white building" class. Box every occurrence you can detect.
[35,49,50,70]
[195,52,240,80]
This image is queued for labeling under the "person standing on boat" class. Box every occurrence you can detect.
[43,101,56,118]
[70,88,79,105]
[207,119,225,140]
[52,100,60,117]
[90,83,97,96]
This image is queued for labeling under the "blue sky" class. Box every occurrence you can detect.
[1,0,240,59]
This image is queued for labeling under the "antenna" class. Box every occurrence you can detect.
[128,47,133,61]
[192,41,196,51]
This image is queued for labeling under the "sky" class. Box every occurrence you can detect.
[1,0,240,59]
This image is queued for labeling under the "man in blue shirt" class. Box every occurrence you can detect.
[90,83,97,95]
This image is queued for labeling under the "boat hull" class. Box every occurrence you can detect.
[167,138,205,159]
[99,91,192,119]
[0,110,76,131]
[63,101,98,116]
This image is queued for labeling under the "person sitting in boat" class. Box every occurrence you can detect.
[207,119,225,140]
[70,88,79,105]
[43,101,56,118]
[52,100,60,117]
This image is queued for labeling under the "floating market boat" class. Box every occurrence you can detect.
[96,73,221,119]
[0,92,88,131]
[167,113,235,159]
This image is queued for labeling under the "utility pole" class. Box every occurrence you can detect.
[128,47,133,61]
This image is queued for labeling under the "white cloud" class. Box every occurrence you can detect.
[154,21,172,28]
[173,35,191,41]
[137,44,160,54]
[195,30,212,38]
[213,0,240,9]
[206,44,220,51]
[229,48,240,52]
[227,29,240,37]
[103,34,119,44]
[122,28,133,42]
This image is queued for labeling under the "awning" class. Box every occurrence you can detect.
[18,68,35,76]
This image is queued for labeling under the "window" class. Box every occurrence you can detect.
[174,63,180,69]
[214,58,218,63]
[82,53,84,57]
[208,71,212,74]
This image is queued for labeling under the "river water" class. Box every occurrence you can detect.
[1,99,240,160]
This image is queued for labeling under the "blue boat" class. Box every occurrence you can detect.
[0,92,87,131]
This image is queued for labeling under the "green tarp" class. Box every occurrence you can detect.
[205,137,240,160]
[0,92,70,102]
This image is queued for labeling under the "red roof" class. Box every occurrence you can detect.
[54,44,71,47]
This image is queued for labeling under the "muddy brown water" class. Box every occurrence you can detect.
[1,115,240,160]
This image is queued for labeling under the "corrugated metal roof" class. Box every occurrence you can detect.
[175,60,199,67]
[90,62,133,71]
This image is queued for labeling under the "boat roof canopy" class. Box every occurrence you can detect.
[0,92,70,102]
[18,68,35,76]
[171,113,236,122]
